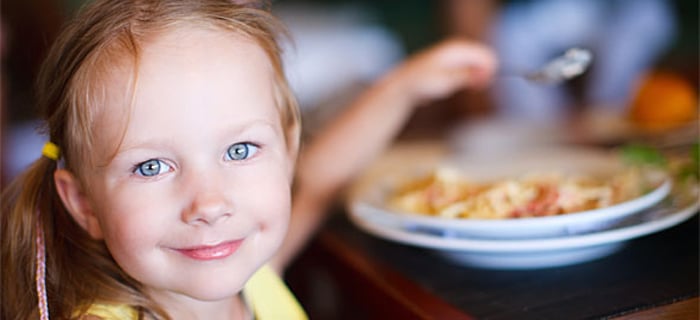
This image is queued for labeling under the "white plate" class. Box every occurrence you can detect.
[349,183,699,269]
[350,147,671,239]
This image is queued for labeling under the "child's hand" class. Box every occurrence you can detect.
[387,38,497,107]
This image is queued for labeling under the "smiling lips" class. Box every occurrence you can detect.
[175,240,243,260]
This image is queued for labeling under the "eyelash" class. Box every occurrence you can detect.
[133,159,172,177]
[225,142,260,161]
[132,142,260,178]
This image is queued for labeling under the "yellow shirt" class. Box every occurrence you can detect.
[80,265,307,319]
[80,303,138,319]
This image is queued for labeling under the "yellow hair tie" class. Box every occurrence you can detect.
[42,142,60,160]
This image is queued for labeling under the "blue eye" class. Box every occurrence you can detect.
[135,159,171,177]
[226,143,259,161]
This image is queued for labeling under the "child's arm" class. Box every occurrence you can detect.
[271,39,497,272]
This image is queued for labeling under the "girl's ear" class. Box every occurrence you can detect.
[287,144,299,180]
[287,124,301,180]
[54,169,104,239]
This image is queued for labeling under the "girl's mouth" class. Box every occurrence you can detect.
[175,240,243,260]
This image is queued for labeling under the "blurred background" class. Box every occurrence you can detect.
[1,0,698,187]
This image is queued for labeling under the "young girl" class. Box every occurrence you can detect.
[1,0,495,319]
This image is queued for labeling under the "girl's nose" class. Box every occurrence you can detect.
[181,173,234,226]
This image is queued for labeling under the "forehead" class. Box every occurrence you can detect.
[99,25,275,108]
[92,26,279,159]
[133,26,276,111]
[141,25,271,77]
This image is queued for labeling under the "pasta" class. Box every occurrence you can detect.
[388,167,647,219]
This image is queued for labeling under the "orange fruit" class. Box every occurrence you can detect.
[628,71,699,130]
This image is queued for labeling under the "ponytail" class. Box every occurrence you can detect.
[1,156,60,318]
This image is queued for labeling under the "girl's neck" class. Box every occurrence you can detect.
[147,291,249,320]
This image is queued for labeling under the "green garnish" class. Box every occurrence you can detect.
[619,144,667,168]
[679,141,699,180]
[619,141,699,181]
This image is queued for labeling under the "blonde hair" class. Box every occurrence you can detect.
[1,0,300,318]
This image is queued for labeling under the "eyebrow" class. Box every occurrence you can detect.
[115,119,280,154]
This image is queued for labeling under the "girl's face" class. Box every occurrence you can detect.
[78,27,293,305]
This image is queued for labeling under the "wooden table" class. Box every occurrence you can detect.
[287,208,699,319]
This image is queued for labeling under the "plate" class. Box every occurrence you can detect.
[349,146,671,239]
[349,182,699,269]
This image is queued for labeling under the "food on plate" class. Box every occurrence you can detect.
[388,167,651,219]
